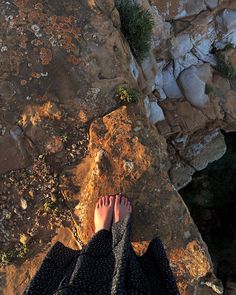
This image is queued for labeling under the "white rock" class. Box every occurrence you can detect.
[179,64,212,108]
[154,72,167,100]
[144,97,165,124]
[216,9,236,35]
[170,34,193,59]
[20,198,28,210]
[141,54,158,92]
[205,0,218,9]
[162,63,183,98]
[129,53,139,80]
[215,9,236,49]
[174,52,202,78]
[149,101,165,124]
[192,37,217,65]
[144,96,151,119]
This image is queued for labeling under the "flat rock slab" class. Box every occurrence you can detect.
[61,105,218,294]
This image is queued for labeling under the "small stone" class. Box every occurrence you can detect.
[50,194,57,202]
[2,209,12,220]
[20,198,27,210]
[20,233,30,244]
[123,160,134,174]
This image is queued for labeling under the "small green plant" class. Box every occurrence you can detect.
[1,250,17,266]
[224,43,235,51]
[15,117,23,127]
[18,243,28,258]
[44,199,59,213]
[216,51,236,80]
[116,86,140,103]
[0,243,28,266]
[205,83,214,95]
[116,0,154,62]
[61,132,68,143]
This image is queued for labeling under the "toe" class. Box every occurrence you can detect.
[121,196,126,206]
[115,194,120,206]
[105,195,109,206]
[109,196,114,207]
[96,200,100,209]
[99,196,104,207]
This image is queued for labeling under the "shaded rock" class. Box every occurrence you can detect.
[144,97,165,124]
[149,0,207,20]
[169,162,195,190]
[169,130,227,189]
[179,129,227,171]
[221,90,236,130]
[216,9,236,35]
[179,64,212,108]
[163,63,184,98]
[0,127,32,174]
[154,60,168,99]
[205,0,219,9]
[174,52,203,78]
[215,9,236,48]
[170,34,193,59]
[140,53,158,94]
[149,101,165,124]
[160,99,208,135]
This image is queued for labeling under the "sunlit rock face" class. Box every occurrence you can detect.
[1,0,236,294]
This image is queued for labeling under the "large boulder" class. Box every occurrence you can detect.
[179,64,213,108]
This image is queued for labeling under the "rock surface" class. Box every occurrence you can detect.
[1,0,236,294]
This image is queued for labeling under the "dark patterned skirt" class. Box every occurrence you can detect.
[24,215,180,295]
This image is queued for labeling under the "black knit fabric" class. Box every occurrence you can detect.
[24,215,180,295]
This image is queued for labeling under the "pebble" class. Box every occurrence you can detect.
[20,198,28,210]
[20,233,30,244]
[2,209,12,220]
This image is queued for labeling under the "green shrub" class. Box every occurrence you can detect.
[116,86,140,103]
[216,51,235,80]
[205,83,213,95]
[116,0,154,62]
[224,43,235,51]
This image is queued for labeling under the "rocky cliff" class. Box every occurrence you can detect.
[0,0,236,294]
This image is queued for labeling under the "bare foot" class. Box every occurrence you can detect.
[94,195,115,233]
[113,195,132,224]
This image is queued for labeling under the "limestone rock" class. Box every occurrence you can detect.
[215,9,236,48]
[174,52,203,78]
[179,64,212,108]
[144,97,165,124]
[205,0,219,9]
[179,130,227,171]
[149,101,165,124]
[163,63,184,98]
[169,130,227,189]
[170,34,193,59]
[149,0,207,20]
